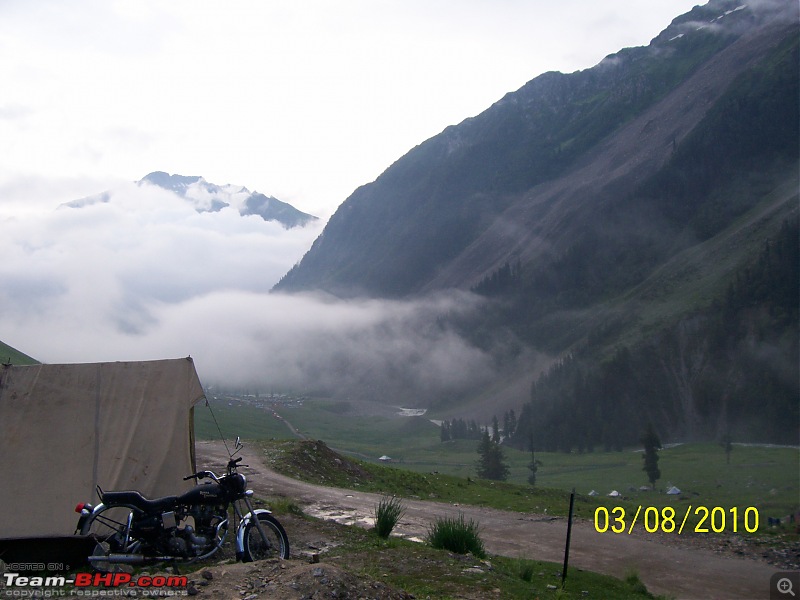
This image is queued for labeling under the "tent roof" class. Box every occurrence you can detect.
[0,358,205,537]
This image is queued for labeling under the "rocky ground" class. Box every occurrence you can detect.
[181,559,412,600]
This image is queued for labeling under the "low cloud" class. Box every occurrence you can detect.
[131,289,504,403]
[0,184,519,405]
[0,180,315,353]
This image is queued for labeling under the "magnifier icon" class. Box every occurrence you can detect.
[778,578,796,596]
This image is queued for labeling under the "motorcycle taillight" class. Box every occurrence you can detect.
[75,503,85,513]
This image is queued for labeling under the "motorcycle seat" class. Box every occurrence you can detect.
[102,491,178,512]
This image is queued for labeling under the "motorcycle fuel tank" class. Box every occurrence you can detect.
[177,483,224,505]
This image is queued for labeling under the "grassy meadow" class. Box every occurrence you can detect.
[195,396,799,525]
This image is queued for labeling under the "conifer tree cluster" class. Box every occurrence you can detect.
[441,412,520,482]
[476,430,509,481]
[439,418,482,441]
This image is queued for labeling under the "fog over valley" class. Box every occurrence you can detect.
[0,181,534,407]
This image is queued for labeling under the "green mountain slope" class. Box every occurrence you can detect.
[275,0,797,299]
[273,0,799,444]
[0,340,39,365]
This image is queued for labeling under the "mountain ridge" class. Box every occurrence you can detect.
[274,0,797,297]
[425,8,798,292]
[64,171,318,230]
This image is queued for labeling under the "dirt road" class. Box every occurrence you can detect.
[197,441,777,600]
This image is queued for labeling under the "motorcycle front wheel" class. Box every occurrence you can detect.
[80,504,140,573]
[242,513,290,561]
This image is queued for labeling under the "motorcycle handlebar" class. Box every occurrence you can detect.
[183,470,220,481]
[185,455,245,481]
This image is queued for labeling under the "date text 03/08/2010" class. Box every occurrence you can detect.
[594,506,759,535]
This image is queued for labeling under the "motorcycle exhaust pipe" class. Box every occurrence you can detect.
[88,554,170,565]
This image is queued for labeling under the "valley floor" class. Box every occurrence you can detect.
[197,440,790,600]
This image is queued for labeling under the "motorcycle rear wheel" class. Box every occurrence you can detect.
[242,513,289,561]
[80,504,140,573]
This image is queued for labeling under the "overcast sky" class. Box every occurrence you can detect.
[1,0,701,218]
[0,1,703,390]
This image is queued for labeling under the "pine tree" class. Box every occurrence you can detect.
[476,430,509,481]
[526,424,539,486]
[640,423,662,489]
[720,432,733,464]
[440,420,451,442]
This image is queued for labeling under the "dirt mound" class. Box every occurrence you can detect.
[268,440,374,487]
[187,559,412,599]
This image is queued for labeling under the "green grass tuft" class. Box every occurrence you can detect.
[516,558,535,582]
[426,513,486,558]
[624,569,650,596]
[373,496,405,539]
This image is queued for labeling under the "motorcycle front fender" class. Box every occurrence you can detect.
[76,503,106,534]
[235,508,272,556]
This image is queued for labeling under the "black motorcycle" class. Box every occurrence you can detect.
[75,438,289,570]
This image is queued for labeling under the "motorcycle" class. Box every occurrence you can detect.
[74,438,289,570]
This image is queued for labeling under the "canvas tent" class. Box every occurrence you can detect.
[0,358,205,537]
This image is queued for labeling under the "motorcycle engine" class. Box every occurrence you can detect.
[166,535,188,556]
[161,523,210,558]
[181,505,226,556]
[188,504,223,529]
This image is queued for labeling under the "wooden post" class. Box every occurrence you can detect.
[562,488,575,588]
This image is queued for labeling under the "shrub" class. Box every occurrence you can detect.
[426,513,486,558]
[624,569,649,595]
[517,558,535,582]
[374,496,405,539]
[268,498,305,516]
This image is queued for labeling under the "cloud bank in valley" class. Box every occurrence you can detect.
[0,185,514,404]
[0,181,319,321]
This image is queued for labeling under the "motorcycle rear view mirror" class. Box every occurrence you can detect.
[232,436,243,456]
